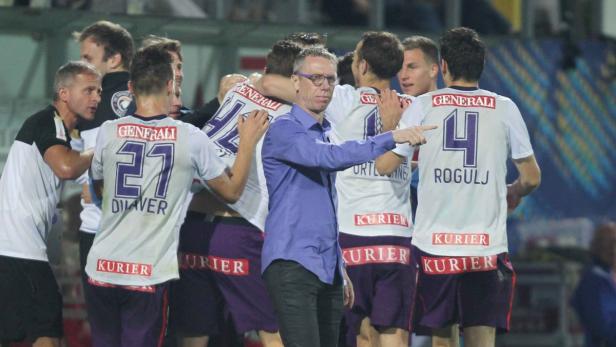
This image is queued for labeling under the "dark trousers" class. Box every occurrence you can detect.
[263,260,343,347]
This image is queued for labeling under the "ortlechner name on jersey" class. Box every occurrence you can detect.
[117,124,177,141]
[432,94,495,109]
[352,159,409,182]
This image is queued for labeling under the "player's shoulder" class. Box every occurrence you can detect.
[23,105,56,127]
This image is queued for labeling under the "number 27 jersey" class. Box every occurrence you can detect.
[87,115,226,286]
[401,87,534,256]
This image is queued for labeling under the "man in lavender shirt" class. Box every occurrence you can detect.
[261,47,436,347]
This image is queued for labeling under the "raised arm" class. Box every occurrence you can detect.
[264,118,435,172]
[258,74,297,103]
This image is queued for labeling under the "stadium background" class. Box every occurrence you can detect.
[0,0,614,346]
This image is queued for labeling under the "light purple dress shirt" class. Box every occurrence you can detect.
[261,104,396,284]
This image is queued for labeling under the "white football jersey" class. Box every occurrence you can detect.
[202,82,291,231]
[77,127,102,234]
[401,87,534,256]
[86,115,226,286]
[325,84,414,238]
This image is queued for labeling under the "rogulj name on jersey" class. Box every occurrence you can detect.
[434,167,489,185]
[111,197,168,215]
[352,159,409,182]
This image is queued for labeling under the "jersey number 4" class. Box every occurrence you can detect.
[115,141,175,199]
[443,109,478,167]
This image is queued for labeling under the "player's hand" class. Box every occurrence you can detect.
[217,74,248,103]
[392,125,437,145]
[507,183,523,213]
[238,110,270,148]
[342,267,355,309]
[377,89,409,132]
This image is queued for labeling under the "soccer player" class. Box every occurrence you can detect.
[85,46,268,347]
[173,40,302,347]
[73,19,134,281]
[402,27,541,347]
[0,61,101,347]
[261,47,436,347]
[324,32,413,347]
[397,36,439,98]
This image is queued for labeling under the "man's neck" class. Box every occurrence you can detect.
[53,101,79,131]
[359,75,390,91]
[298,104,324,125]
[104,67,127,76]
[446,79,478,88]
[134,95,169,118]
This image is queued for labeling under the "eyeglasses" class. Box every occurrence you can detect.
[295,72,337,87]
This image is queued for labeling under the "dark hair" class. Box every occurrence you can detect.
[53,61,101,101]
[401,36,439,65]
[284,32,328,48]
[141,35,182,62]
[337,52,355,86]
[75,21,135,69]
[358,31,403,79]
[130,46,173,97]
[265,40,302,77]
[439,27,485,82]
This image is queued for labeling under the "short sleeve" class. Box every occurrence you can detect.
[325,84,356,125]
[90,123,108,181]
[393,97,427,157]
[190,129,227,181]
[503,100,534,159]
[26,114,70,156]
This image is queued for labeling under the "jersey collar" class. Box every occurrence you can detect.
[449,85,479,91]
[131,114,168,121]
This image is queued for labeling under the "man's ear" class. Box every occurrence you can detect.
[360,59,368,76]
[106,52,123,71]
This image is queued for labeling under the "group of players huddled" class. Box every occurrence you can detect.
[0,19,540,347]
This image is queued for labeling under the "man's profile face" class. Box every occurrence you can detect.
[80,37,110,76]
[397,48,437,97]
[294,56,336,116]
[169,51,183,89]
[169,86,182,119]
[64,73,102,121]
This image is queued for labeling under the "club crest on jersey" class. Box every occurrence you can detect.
[110,90,133,117]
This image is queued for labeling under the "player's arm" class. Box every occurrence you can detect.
[507,155,541,210]
[264,118,434,172]
[43,146,93,180]
[258,74,296,103]
[375,92,414,175]
[206,110,270,203]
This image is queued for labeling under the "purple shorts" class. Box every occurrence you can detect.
[410,245,516,335]
[87,279,169,347]
[339,233,413,344]
[171,213,223,336]
[207,216,279,333]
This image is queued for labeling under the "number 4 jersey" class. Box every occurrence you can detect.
[203,82,291,231]
[86,114,227,286]
[402,87,534,256]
